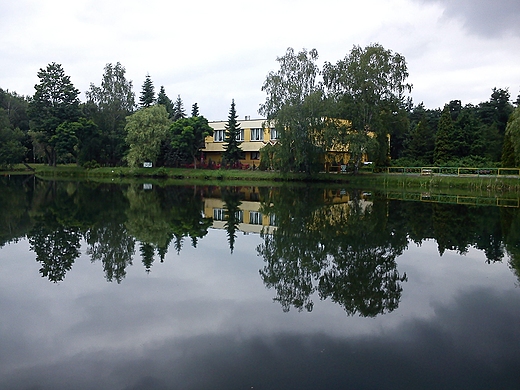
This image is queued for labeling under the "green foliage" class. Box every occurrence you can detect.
[83,160,100,169]
[52,121,79,163]
[169,115,213,168]
[0,108,27,168]
[28,63,81,166]
[139,74,155,108]
[502,106,520,167]
[434,105,454,165]
[259,48,325,174]
[172,95,186,121]
[124,105,170,167]
[86,62,135,165]
[191,103,199,117]
[258,142,280,171]
[405,114,434,164]
[222,99,243,168]
[323,43,412,165]
[157,86,174,118]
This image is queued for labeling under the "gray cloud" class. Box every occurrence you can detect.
[418,0,520,37]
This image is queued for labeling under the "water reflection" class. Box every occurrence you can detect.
[257,186,408,316]
[1,176,520,315]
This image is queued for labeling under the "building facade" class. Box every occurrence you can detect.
[202,118,277,168]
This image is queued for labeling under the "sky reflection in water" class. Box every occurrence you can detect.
[0,179,519,389]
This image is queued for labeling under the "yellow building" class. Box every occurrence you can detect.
[202,118,278,167]
[202,117,379,171]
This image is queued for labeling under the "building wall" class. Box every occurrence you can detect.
[202,118,277,167]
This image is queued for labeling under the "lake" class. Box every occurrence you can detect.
[1,176,519,389]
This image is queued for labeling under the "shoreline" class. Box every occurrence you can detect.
[2,164,520,193]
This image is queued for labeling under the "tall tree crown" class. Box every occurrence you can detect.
[139,74,155,108]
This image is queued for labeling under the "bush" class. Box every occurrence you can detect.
[83,160,100,169]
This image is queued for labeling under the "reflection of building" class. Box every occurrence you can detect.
[202,187,372,234]
[204,197,274,234]
[202,118,277,167]
[202,186,275,233]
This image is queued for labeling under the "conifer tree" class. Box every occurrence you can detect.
[157,86,174,118]
[222,99,243,168]
[434,105,454,165]
[191,102,199,117]
[139,74,155,108]
[172,95,186,121]
[405,114,434,164]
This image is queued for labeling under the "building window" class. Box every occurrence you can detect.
[251,151,260,160]
[270,128,279,140]
[250,128,262,141]
[236,129,244,141]
[214,130,225,142]
[213,208,226,221]
[269,214,278,226]
[249,211,262,225]
[235,210,243,223]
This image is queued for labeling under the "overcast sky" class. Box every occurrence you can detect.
[1,0,519,120]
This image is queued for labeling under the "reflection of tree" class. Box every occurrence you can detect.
[125,184,212,269]
[399,199,506,263]
[27,180,87,282]
[501,208,520,282]
[29,212,81,282]
[258,186,328,312]
[0,176,33,247]
[166,186,212,254]
[221,187,243,253]
[258,187,408,316]
[79,182,135,283]
[318,201,408,317]
[87,222,135,283]
[125,184,174,270]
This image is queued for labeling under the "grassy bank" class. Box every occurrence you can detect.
[2,164,520,192]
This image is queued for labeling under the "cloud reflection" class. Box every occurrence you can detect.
[1,288,518,390]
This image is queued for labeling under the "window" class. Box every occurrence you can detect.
[235,210,243,223]
[269,214,278,226]
[249,211,263,225]
[270,128,279,140]
[214,130,225,142]
[237,129,244,141]
[213,208,225,221]
[251,151,260,160]
[250,128,262,141]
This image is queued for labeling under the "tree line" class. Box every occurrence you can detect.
[1,44,520,170]
[259,44,520,174]
[0,63,217,169]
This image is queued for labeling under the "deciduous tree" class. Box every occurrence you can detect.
[502,106,520,167]
[86,62,135,165]
[323,44,412,166]
[124,105,170,167]
[169,115,213,168]
[259,47,325,174]
[0,108,27,168]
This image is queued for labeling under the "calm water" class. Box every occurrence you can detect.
[1,177,519,389]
